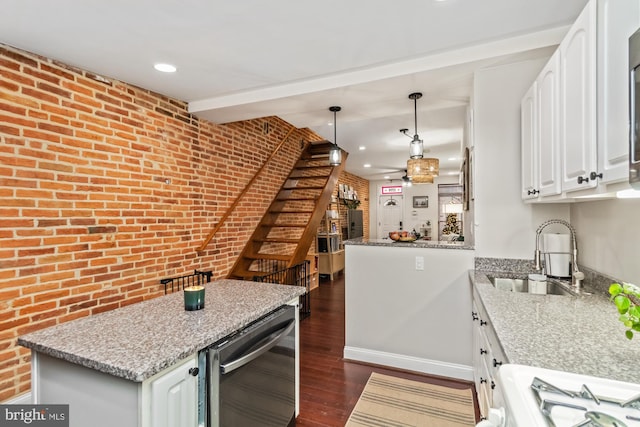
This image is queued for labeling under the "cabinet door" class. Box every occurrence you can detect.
[149,355,198,427]
[521,82,538,200]
[597,0,640,184]
[560,0,597,192]
[537,51,562,197]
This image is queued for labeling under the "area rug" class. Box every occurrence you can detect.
[345,372,476,427]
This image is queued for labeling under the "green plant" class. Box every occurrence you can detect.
[342,198,360,210]
[609,282,640,340]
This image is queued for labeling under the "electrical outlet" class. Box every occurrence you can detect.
[415,256,424,271]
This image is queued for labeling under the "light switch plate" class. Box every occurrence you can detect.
[415,256,424,271]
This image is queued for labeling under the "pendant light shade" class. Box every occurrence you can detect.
[328,106,342,166]
[407,158,439,184]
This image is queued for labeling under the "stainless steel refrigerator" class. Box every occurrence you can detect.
[346,209,363,239]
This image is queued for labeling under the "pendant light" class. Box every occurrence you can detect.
[401,92,439,183]
[328,106,342,166]
[401,92,424,159]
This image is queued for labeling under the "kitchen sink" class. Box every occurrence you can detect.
[487,276,578,296]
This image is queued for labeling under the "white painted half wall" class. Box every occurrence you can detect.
[344,244,475,380]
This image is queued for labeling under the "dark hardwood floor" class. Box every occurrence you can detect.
[296,273,479,426]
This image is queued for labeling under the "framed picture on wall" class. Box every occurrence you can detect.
[413,196,428,208]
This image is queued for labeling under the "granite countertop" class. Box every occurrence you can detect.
[344,237,474,250]
[18,279,305,382]
[471,270,640,383]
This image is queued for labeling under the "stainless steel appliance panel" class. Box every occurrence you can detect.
[630,27,640,187]
[347,209,363,239]
[207,305,296,427]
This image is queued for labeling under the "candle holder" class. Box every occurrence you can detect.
[184,286,205,311]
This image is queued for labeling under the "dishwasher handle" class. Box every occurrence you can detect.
[219,319,295,375]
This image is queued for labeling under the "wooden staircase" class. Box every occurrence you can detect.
[228,140,346,280]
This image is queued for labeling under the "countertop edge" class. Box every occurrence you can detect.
[344,237,473,250]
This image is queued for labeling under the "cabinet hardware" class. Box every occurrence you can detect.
[480,320,487,326]
[590,171,603,180]
[480,377,487,384]
[491,381,496,390]
[471,312,478,321]
[493,359,503,368]
[577,176,589,184]
[188,367,199,376]
[480,348,487,355]
[527,189,539,195]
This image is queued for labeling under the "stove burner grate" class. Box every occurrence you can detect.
[530,377,640,427]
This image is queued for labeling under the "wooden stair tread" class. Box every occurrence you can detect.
[287,175,330,180]
[244,253,293,261]
[281,185,324,190]
[254,238,301,244]
[275,197,318,201]
[269,210,314,214]
[260,223,307,228]
[294,164,333,170]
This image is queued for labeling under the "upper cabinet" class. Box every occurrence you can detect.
[560,0,597,193]
[522,0,640,201]
[597,0,640,184]
[537,52,562,197]
[521,83,538,200]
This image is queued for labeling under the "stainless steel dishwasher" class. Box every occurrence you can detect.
[207,305,296,427]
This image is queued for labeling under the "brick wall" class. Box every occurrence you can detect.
[0,44,347,400]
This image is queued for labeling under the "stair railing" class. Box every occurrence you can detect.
[197,126,298,252]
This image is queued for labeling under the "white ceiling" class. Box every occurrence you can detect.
[0,0,588,180]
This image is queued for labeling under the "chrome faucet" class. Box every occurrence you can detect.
[534,219,585,290]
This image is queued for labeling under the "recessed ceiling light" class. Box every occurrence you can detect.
[154,63,177,73]
[448,157,459,161]
[384,175,391,180]
[363,164,371,168]
[359,146,366,151]
[448,171,459,175]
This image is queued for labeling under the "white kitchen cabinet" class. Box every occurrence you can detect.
[33,351,199,427]
[146,355,198,427]
[521,0,640,200]
[560,0,598,193]
[520,50,563,201]
[536,51,562,198]
[596,0,640,185]
[521,82,538,200]
[472,288,507,421]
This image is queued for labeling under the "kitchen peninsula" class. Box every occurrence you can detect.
[18,280,305,427]
[342,237,475,380]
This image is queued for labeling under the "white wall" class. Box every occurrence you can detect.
[571,198,640,284]
[369,176,459,239]
[472,58,570,259]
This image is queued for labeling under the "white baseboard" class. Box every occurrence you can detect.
[343,346,474,381]
[4,391,32,404]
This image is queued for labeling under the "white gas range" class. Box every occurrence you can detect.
[477,364,640,427]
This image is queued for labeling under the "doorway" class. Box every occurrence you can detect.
[377,195,404,238]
